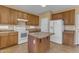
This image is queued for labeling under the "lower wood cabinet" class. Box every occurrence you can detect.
[0,32,18,49]
[63,31,74,46]
[0,36,8,48]
[7,35,18,47]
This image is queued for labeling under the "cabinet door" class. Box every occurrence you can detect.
[27,14,39,25]
[7,32,18,46]
[69,10,75,25]
[9,9,18,24]
[22,13,28,19]
[0,6,10,24]
[63,31,74,46]
[17,11,23,19]
[27,14,32,25]
[8,35,18,46]
[63,11,70,25]
[0,36,8,48]
[52,13,63,20]
[34,16,39,25]
[63,10,75,25]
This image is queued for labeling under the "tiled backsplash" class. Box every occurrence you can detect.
[0,25,14,30]
[26,25,40,29]
[0,24,75,31]
[64,25,75,31]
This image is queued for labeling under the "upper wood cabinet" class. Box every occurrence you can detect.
[35,16,39,25]
[0,6,39,25]
[0,6,10,24]
[22,12,28,19]
[9,9,18,24]
[52,9,75,25]
[27,14,32,25]
[27,14,39,25]
[17,11,23,19]
[63,9,75,25]
[52,13,63,20]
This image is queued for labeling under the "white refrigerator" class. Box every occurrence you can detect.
[75,14,79,44]
[49,19,64,44]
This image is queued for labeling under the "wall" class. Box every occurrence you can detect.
[39,11,52,25]
[39,11,52,32]
[39,11,52,19]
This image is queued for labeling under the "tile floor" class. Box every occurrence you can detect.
[0,42,79,53]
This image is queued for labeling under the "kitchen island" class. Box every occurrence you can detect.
[28,32,52,53]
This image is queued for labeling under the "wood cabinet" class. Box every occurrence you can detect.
[63,31,74,46]
[17,11,23,19]
[0,33,8,48]
[0,6,39,25]
[9,9,18,24]
[22,13,28,19]
[63,10,75,25]
[52,9,75,25]
[27,14,39,25]
[7,32,18,47]
[35,16,39,25]
[0,6,10,24]
[0,32,18,49]
[52,13,63,20]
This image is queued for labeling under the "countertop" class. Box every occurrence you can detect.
[0,30,18,36]
[0,30,17,33]
[29,32,53,39]
[64,25,75,31]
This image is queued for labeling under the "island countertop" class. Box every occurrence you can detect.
[28,32,53,39]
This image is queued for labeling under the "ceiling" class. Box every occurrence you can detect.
[4,5,77,15]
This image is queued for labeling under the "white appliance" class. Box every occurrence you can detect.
[49,19,64,44]
[14,21,28,44]
[40,18,49,32]
[75,14,79,44]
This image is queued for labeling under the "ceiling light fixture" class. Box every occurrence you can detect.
[41,5,46,7]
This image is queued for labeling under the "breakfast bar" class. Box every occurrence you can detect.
[28,32,52,53]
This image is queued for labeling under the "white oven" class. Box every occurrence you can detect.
[18,30,28,44]
[14,25,29,44]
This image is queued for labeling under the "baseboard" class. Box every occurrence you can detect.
[50,41,62,45]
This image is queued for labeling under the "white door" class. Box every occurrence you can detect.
[40,18,49,32]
